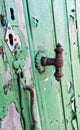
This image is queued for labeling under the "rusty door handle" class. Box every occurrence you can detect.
[35,43,64,81]
[41,44,64,81]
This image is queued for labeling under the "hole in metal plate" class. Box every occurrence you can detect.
[9,34,13,46]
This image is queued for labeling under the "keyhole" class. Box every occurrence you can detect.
[9,34,13,46]
[10,8,15,20]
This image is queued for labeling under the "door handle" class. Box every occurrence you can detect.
[35,43,64,81]
[24,86,41,130]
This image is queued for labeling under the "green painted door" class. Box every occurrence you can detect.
[22,0,80,130]
[0,0,80,130]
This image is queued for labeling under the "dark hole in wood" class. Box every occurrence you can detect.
[9,34,13,46]
[10,8,15,20]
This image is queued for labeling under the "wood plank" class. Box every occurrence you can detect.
[52,0,74,129]
[67,0,80,129]
[23,0,66,129]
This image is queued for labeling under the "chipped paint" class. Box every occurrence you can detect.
[0,103,22,130]
[15,0,32,85]
[69,16,76,44]
[5,64,11,86]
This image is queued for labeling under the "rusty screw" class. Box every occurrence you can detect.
[8,26,11,30]
[5,39,8,42]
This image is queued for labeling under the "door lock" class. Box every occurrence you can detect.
[35,43,64,81]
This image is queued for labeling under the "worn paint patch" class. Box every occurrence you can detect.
[15,0,28,44]
[5,64,11,85]
[1,103,22,130]
[69,17,76,44]
[4,64,11,94]
[32,88,41,130]
[15,0,32,85]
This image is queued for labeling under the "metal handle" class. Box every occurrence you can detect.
[41,43,64,81]
[24,86,41,130]
[35,43,64,81]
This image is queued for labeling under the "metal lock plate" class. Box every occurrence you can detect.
[5,23,21,52]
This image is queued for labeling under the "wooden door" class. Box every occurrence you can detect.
[22,0,80,130]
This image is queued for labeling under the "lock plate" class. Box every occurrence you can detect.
[5,23,21,52]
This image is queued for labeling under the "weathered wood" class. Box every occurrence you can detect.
[52,0,74,129]
[67,0,80,129]
[22,0,66,130]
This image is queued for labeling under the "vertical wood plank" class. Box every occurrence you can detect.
[22,0,66,130]
[67,0,80,129]
[52,0,74,129]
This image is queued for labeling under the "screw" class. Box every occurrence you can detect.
[5,39,8,42]
[8,26,11,30]
[14,38,17,41]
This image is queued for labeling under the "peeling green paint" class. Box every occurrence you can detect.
[1,0,80,130]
